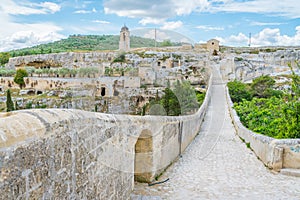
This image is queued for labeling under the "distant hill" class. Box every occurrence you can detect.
[7,35,180,57]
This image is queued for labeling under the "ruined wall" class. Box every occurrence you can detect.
[225,87,300,171]
[0,75,212,199]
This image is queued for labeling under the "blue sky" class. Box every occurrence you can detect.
[0,0,300,51]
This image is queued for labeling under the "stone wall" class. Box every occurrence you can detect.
[225,87,300,171]
[0,75,212,199]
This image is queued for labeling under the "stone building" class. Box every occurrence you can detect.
[119,25,130,52]
[207,39,220,53]
[194,39,220,53]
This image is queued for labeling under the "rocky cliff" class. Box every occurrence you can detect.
[5,52,117,70]
[220,48,300,81]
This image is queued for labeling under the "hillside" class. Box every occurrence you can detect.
[7,35,178,58]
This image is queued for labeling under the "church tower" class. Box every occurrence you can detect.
[119,25,130,52]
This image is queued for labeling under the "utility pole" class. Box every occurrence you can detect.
[155,28,157,50]
[248,33,251,47]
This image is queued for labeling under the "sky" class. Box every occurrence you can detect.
[0,0,300,51]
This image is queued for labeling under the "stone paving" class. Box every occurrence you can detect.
[131,67,300,200]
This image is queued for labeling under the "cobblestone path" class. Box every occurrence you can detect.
[132,67,300,200]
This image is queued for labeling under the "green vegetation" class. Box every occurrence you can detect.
[196,91,206,105]
[228,65,300,139]
[0,52,10,66]
[10,66,99,78]
[113,53,126,62]
[6,89,15,112]
[146,81,204,116]
[234,57,243,62]
[227,79,252,103]
[3,35,181,60]
[14,69,28,89]
[251,75,283,98]
[0,68,15,77]
[234,97,299,139]
[160,39,172,47]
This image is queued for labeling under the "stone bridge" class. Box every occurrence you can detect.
[1,64,300,199]
[0,74,212,199]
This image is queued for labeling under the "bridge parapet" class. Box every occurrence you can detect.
[0,76,212,199]
[225,87,300,172]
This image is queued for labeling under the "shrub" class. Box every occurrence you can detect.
[14,68,28,89]
[227,80,252,103]
[251,75,276,98]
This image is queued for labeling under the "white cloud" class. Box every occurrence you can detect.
[0,9,64,51]
[104,0,300,27]
[217,26,300,46]
[40,2,61,14]
[143,30,170,42]
[104,0,209,25]
[250,21,285,26]
[161,21,183,30]
[74,8,97,14]
[92,20,110,24]
[196,25,224,31]
[211,0,300,19]
[0,28,65,52]
[0,0,61,15]
[174,0,209,15]
[139,18,165,26]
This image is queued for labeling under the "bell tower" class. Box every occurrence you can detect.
[119,25,130,51]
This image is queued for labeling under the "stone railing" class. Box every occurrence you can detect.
[225,87,300,171]
[0,75,212,199]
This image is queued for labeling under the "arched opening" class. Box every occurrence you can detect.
[101,87,106,97]
[37,91,43,95]
[134,129,153,183]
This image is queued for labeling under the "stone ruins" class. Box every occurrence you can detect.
[0,26,299,199]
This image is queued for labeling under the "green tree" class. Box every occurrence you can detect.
[251,75,276,98]
[162,87,181,116]
[6,89,15,112]
[288,62,300,99]
[0,52,10,65]
[161,40,172,47]
[0,68,15,77]
[14,68,28,89]
[70,69,77,77]
[58,68,70,78]
[173,80,199,114]
[25,66,35,77]
[113,53,126,62]
[35,68,43,77]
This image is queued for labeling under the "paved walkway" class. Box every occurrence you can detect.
[132,66,300,199]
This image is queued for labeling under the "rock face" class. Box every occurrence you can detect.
[5,52,117,70]
[220,48,300,81]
